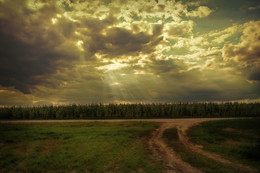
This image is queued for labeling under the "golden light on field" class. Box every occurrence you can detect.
[0,0,259,105]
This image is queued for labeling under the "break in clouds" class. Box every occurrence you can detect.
[0,0,259,105]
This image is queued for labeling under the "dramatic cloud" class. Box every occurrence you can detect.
[185,6,213,18]
[0,0,259,105]
[223,21,260,81]
[0,0,74,93]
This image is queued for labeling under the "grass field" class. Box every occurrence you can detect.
[0,122,164,173]
[187,118,260,171]
[162,128,238,173]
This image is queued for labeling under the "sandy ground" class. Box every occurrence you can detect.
[0,118,258,173]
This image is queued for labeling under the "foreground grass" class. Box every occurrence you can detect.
[0,122,164,173]
[163,128,239,173]
[188,118,260,171]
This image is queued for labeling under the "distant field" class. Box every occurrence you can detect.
[187,118,260,171]
[0,102,259,119]
[0,122,164,173]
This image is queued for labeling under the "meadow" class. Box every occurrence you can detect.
[0,121,164,173]
[1,106,259,173]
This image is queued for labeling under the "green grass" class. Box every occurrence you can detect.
[188,118,260,171]
[162,128,240,173]
[0,122,164,173]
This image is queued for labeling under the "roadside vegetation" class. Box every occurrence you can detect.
[162,128,239,173]
[0,102,259,119]
[187,118,260,171]
[0,122,164,173]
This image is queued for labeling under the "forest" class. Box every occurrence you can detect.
[0,102,259,120]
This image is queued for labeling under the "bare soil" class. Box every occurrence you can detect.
[148,122,202,173]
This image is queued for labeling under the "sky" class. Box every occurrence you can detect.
[0,0,259,105]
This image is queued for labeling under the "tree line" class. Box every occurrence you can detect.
[0,102,259,120]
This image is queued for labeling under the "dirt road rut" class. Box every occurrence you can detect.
[148,118,258,173]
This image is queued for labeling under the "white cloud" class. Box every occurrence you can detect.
[185,6,214,18]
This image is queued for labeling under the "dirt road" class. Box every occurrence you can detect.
[0,118,258,173]
[0,118,236,124]
[147,118,229,173]
[148,122,203,173]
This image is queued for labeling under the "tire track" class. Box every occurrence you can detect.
[149,122,202,173]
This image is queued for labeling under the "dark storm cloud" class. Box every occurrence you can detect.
[99,27,151,57]
[148,58,184,74]
[80,14,117,32]
[0,32,58,93]
[0,0,165,94]
[82,23,164,59]
[0,0,77,93]
[152,24,164,36]
[0,0,259,105]
[249,70,260,81]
